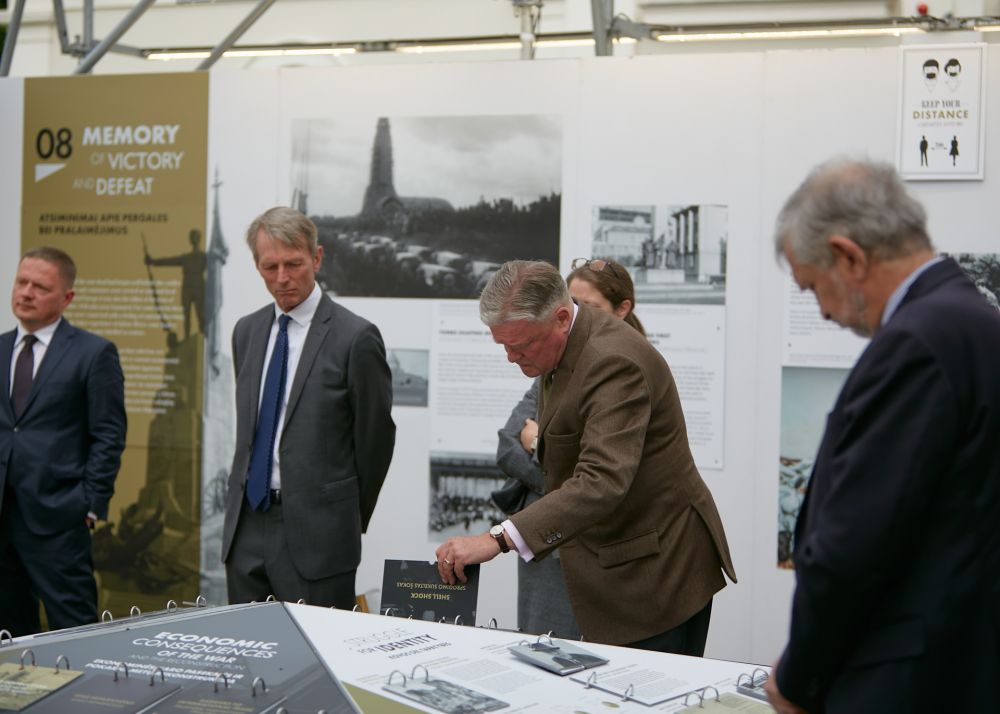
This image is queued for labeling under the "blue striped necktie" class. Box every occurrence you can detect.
[246,314,291,511]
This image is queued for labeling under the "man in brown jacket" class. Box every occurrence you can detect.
[437,260,735,653]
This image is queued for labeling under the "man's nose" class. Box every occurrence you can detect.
[504,345,520,363]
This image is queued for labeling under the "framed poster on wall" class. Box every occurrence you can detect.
[897,43,986,181]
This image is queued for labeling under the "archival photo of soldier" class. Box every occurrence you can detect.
[777,366,848,568]
[428,453,506,541]
[591,204,728,305]
[949,252,1000,311]
[289,115,561,299]
[388,348,429,408]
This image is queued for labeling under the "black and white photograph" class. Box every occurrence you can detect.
[778,367,848,568]
[508,638,609,676]
[289,115,562,299]
[950,252,1000,311]
[384,671,508,714]
[591,204,728,305]
[388,348,430,408]
[428,453,505,541]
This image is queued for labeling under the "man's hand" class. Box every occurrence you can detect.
[764,661,808,714]
[435,534,502,585]
[519,418,539,453]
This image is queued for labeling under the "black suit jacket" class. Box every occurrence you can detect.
[776,258,1000,712]
[0,319,126,535]
[221,294,396,580]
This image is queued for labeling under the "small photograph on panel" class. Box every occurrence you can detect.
[388,348,429,408]
[948,252,1000,311]
[777,366,848,568]
[290,115,562,299]
[591,204,728,305]
[428,452,506,541]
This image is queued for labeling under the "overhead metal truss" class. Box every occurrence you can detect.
[2,0,998,76]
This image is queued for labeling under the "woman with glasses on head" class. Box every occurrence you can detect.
[493,257,642,638]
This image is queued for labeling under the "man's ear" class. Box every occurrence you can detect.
[828,234,869,282]
[553,304,573,332]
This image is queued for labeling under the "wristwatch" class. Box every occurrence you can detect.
[489,524,511,553]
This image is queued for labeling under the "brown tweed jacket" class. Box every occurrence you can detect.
[510,304,736,645]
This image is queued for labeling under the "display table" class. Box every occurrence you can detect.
[0,603,773,713]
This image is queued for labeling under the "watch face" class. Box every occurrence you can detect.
[490,525,503,537]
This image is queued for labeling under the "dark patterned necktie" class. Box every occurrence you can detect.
[246,315,291,511]
[11,334,38,420]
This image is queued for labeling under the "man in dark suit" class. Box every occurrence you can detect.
[0,247,126,636]
[766,159,1000,713]
[436,261,735,653]
[222,207,395,608]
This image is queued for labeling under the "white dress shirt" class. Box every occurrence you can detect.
[257,282,321,490]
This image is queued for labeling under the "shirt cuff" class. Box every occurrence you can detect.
[502,519,534,562]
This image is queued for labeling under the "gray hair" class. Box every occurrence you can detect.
[246,206,318,261]
[22,246,77,289]
[479,260,571,326]
[775,158,932,267]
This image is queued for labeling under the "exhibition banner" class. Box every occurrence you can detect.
[21,73,210,614]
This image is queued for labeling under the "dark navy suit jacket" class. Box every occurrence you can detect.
[776,258,1000,712]
[0,319,126,535]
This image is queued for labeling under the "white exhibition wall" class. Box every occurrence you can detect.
[2,44,997,666]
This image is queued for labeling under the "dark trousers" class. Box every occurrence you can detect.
[225,500,356,609]
[0,489,98,637]
[625,599,713,656]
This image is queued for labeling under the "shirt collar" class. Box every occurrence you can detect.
[16,318,61,347]
[274,282,321,327]
[881,255,944,327]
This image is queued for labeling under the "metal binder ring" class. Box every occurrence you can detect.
[453,615,463,626]
[54,654,70,673]
[101,610,114,623]
[296,598,306,605]
[0,629,11,646]
[114,662,129,682]
[383,607,398,617]
[410,665,429,682]
[195,595,207,607]
[751,667,769,686]
[19,649,35,668]
[701,685,721,702]
[150,667,165,685]
[265,595,277,602]
[683,690,704,706]
[584,671,598,689]
[166,600,178,612]
[213,672,229,692]
[621,684,635,703]
[129,605,142,617]
[251,677,267,696]
[536,634,553,645]
[386,670,407,686]
[352,604,361,612]
[487,618,498,629]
